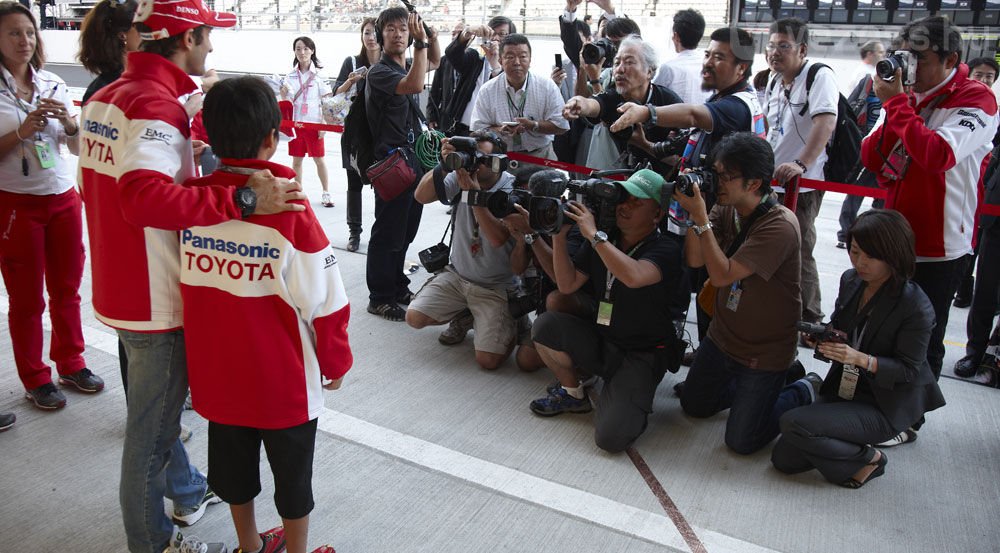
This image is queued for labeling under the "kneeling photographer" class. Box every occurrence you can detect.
[527,169,686,453]
[408,131,517,370]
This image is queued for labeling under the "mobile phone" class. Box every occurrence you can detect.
[350,66,368,78]
[555,54,563,68]
[500,121,519,127]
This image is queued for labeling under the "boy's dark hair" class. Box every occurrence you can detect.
[500,33,531,55]
[847,209,916,291]
[488,15,516,34]
[470,129,507,154]
[78,0,137,75]
[375,6,409,42]
[137,24,206,58]
[900,15,962,61]
[573,19,591,40]
[709,26,755,77]
[711,132,775,194]
[605,17,640,40]
[291,36,323,69]
[673,9,705,50]
[0,1,44,69]
[968,56,1000,75]
[769,17,808,45]
[203,76,281,160]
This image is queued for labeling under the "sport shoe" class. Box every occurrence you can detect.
[180,424,193,443]
[58,368,105,393]
[545,374,598,395]
[367,301,406,322]
[877,428,917,448]
[25,383,67,410]
[310,546,335,553]
[234,527,286,553]
[954,354,980,378]
[396,289,415,306]
[438,309,473,345]
[321,192,334,207]
[184,391,194,410]
[801,372,823,403]
[0,412,15,431]
[529,387,593,416]
[172,487,223,527]
[346,234,360,252]
[164,529,228,553]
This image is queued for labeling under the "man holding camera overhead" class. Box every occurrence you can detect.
[527,169,686,453]
[860,16,997,387]
[408,132,517,370]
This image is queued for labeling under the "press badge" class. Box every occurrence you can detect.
[597,301,613,326]
[838,365,860,400]
[725,281,742,312]
[34,140,55,169]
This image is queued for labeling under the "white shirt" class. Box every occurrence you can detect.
[764,60,839,190]
[283,65,332,124]
[841,62,876,96]
[0,66,78,196]
[653,49,710,105]
[471,72,569,152]
[460,60,493,127]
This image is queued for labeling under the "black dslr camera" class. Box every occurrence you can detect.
[526,176,631,235]
[797,322,848,363]
[470,188,533,219]
[875,50,917,86]
[443,136,514,174]
[582,37,616,67]
[664,168,715,198]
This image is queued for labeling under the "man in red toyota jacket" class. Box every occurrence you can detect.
[860,16,997,445]
[77,0,305,551]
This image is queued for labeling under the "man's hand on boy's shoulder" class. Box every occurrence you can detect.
[246,170,308,215]
[322,376,344,390]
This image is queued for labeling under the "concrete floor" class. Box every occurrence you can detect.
[1,79,999,553]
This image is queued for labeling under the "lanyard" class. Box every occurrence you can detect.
[603,234,655,301]
[505,74,528,120]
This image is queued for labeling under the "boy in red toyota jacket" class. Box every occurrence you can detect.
[181,76,351,553]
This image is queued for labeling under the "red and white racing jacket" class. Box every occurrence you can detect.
[78,52,243,331]
[861,64,998,260]
[180,159,352,429]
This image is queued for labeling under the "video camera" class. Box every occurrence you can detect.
[582,37,616,67]
[443,136,515,174]
[875,50,917,87]
[664,167,715,198]
[797,321,848,363]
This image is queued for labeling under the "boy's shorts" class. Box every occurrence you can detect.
[207,418,317,520]
[288,129,325,157]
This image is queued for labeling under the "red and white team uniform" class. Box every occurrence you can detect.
[861,64,999,260]
[180,159,352,429]
[78,52,244,331]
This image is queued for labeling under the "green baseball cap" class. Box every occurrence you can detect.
[620,169,666,206]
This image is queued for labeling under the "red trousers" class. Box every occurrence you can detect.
[0,188,86,389]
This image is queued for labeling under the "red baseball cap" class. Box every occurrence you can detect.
[133,0,237,40]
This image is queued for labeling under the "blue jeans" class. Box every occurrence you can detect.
[118,329,207,553]
[680,337,812,454]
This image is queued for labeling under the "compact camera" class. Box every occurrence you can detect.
[797,321,849,364]
[443,136,514,174]
[875,51,918,87]
[582,38,616,67]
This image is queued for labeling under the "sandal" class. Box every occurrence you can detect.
[840,450,888,489]
[367,301,405,322]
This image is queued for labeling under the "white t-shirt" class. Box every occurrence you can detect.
[653,49,710,105]
[284,66,332,124]
[764,60,839,190]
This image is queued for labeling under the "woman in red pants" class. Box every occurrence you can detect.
[0,1,102,410]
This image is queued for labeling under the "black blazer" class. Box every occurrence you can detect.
[820,270,946,431]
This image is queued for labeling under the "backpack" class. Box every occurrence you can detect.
[342,79,375,183]
[846,74,875,131]
[771,63,866,185]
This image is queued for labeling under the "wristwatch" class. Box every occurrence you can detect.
[524,233,539,245]
[692,221,713,236]
[646,103,658,126]
[590,230,608,246]
[413,39,428,50]
[234,186,257,219]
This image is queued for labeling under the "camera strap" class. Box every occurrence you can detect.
[724,196,777,257]
[603,230,659,302]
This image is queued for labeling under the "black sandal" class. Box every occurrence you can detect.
[840,451,888,489]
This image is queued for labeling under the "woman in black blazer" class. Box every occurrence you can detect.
[771,209,945,488]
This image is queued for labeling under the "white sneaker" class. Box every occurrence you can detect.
[180,424,193,443]
[321,192,334,207]
[164,529,228,553]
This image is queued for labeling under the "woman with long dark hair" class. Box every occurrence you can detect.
[0,1,101,410]
[77,0,139,103]
[772,209,946,488]
[335,17,379,252]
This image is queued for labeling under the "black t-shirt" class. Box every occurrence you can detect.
[573,231,685,349]
[365,56,423,158]
[590,84,681,151]
[83,71,121,104]
[683,85,753,169]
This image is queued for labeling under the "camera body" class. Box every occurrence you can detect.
[443,136,513,174]
[477,188,532,219]
[875,51,918,86]
[797,321,849,363]
[582,38,616,67]
[664,168,715,199]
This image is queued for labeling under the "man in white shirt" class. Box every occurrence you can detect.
[653,9,709,104]
[471,34,569,173]
[763,17,838,326]
[841,40,885,95]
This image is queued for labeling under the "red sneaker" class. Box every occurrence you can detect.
[234,527,286,553]
[311,546,335,553]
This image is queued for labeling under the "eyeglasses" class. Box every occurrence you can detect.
[765,42,796,52]
[717,172,743,184]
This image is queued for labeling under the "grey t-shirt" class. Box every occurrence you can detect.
[443,171,516,288]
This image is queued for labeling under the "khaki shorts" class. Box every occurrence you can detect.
[410,267,515,355]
